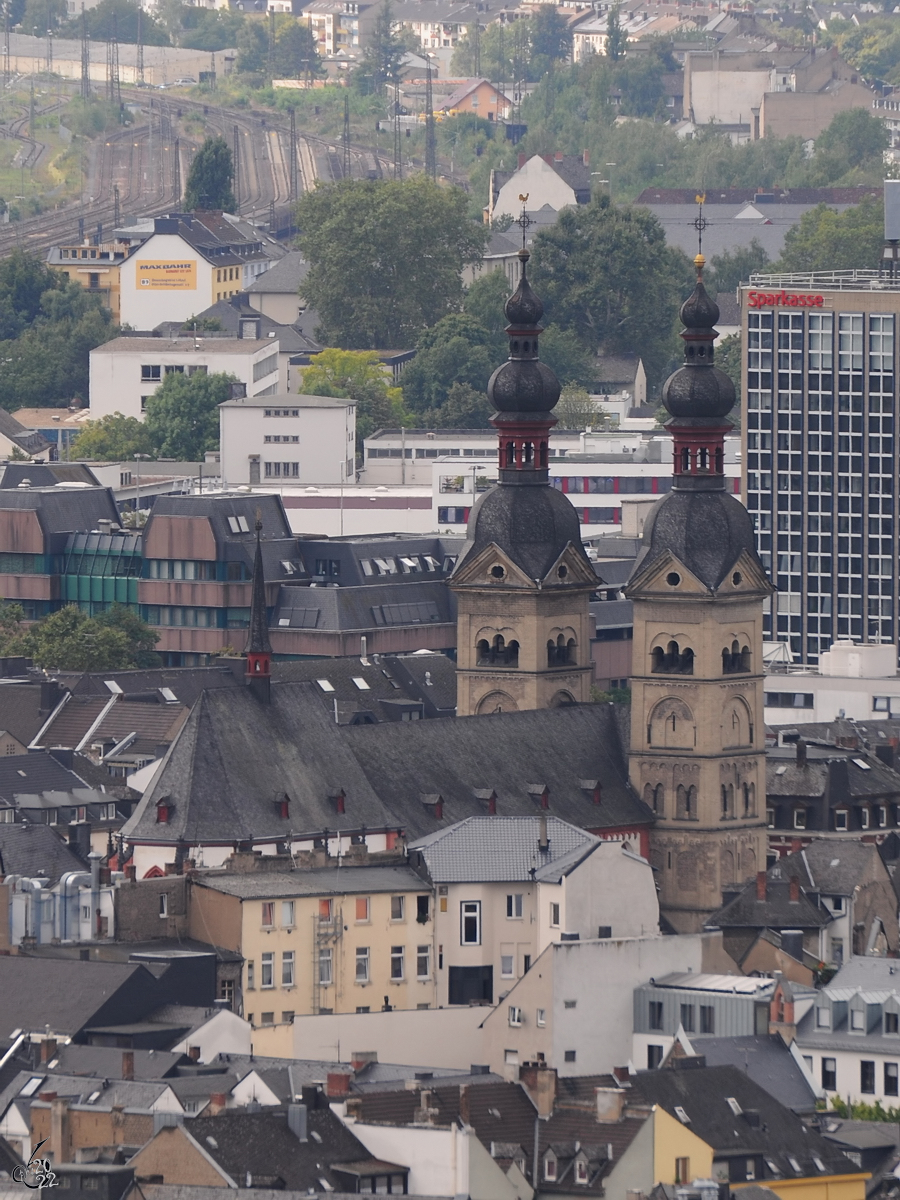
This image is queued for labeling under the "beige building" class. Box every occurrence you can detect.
[47,238,138,323]
[188,863,435,1054]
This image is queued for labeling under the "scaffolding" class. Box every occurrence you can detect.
[311,905,342,1015]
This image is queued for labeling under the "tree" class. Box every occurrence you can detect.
[96,603,161,668]
[464,269,512,349]
[554,384,609,429]
[540,324,598,386]
[530,4,572,73]
[400,314,500,414]
[0,249,62,339]
[70,413,155,460]
[295,177,487,348]
[357,0,404,93]
[272,19,321,79]
[20,606,136,671]
[422,381,493,428]
[605,4,625,61]
[61,0,168,44]
[302,348,403,446]
[775,196,884,273]
[20,0,66,36]
[236,19,267,74]
[183,135,236,212]
[178,6,245,51]
[143,370,235,460]
[708,238,770,294]
[530,193,686,384]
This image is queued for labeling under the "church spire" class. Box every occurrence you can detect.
[661,253,735,491]
[245,515,272,702]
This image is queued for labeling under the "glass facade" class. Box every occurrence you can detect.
[60,532,142,615]
[746,294,896,662]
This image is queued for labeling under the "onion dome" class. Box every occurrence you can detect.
[487,249,561,416]
[661,253,735,422]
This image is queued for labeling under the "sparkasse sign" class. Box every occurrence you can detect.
[747,289,825,309]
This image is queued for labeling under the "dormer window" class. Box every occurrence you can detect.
[816,1005,831,1029]
[851,1008,865,1032]
[543,1153,557,1182]
[574,1157,589,1185]
[156,797,173,824]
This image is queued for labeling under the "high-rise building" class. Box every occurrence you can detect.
[741,273,900,662]
[627,257,772,933]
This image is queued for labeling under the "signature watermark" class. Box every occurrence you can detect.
[12,1140,58,1189]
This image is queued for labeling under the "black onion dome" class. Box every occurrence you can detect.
[488,358,561,414]
[505,253,544,327]
[680,278,719,329]
[455,483,589,581]
[632,489,759,591]
[662,363,735,420]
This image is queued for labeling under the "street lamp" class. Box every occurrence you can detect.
[134,453,151,522]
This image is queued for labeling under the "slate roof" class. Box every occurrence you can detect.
[244,252,310,296]
[629,1064,862,1179]
[773,839,884,897]
[271,653,456,721]
[0,487,118,552]
[48,1044,183,1079]
[0,462,101,488]
[766,747,900,801]
[272,580,455,637]
[826,956,900,992]
[0,958,162,1038]
[688,1036,818,1113]
[596,354,642,386]
[0,822,86,883]
[0,683,49,746]
[54,666,242,707]
[708,878,829,931]
[195,864,428,900]
[17,1072,178,1111]
[410,816,599,883]
[177,1108,394,1191]
[0,407,52,456]
[0,751,100,799]
[124,683,650,846]
[185,298,321,356]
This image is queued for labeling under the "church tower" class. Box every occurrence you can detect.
[450,248,597,717]
[625,256,773,933]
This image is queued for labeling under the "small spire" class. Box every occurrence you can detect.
[245,514,272,703]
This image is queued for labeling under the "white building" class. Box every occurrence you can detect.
[219,392,356,487]
[764,640,900,725]
[89,336,282,422]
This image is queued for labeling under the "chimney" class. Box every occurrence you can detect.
[188,1045,201,1062]
[287,1103,308,1142]
[595,1087,625,1123]
[796,739,807,767]
[126,864,136,882]
[789,876,800,903]
[208,1093,227,1116]
[519,1063,557,1117]
[50,1097,69,1164]
[538,813,549,852]
[756,871,767,901]
[40,679,61,714]
[40,1038,57,1064]
[582,149,590,167]
[121,1051,134,1081]
[518,152,527,168]
[554,150,563,162]
[326,1072,352,1098]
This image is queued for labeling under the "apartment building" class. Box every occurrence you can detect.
[47,238,138,323]
[188,864,435,1050]
[219,392,355,487]
[742,271,900,664]
[89,335,281,422]
[297,0,375,54]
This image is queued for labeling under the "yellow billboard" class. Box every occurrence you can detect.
[136,260,197,290]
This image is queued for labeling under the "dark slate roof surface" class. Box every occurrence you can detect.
[0,683,50,746]
[708,878,829,930]
[0,958,159,1039]
[410,815,599,883]
[196,864,427,900]
[0,751,97,798]
[244,252,309,295]
[688,1036,817,1113]
[0,823,86,884]
[0,487,118,547]
[48,1044,184,1079]
[55,666,242,706]
[774,839,884,895]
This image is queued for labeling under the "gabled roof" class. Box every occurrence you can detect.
[0,684,50,747]
[828,956,900,992]
[708,878,829,931]
[54,666,241,707]
[440,77,509,111]
[630,1064,862,1179]
[48,1044,184,1079]
[774,839,886,896]
[410,815,599,883]
[0,407,52,456]
[0,822,86,884]
[244,252,310,296]
[690,1036,818,1113]
[0,750,100,799]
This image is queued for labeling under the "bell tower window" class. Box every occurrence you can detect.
[652,640,694,675]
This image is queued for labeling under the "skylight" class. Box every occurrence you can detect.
[674,1106,690,1124]
[775,766,787,775]
[19,1077,44,1097]
[726,1097,742,1117]
[788,1156,803,1175]
[812,1155,827,1173]
[227,516,250,534]
[317,680,335,693]
[352,677,371,691]
[853,759,871,771]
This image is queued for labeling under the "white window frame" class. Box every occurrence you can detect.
[356,946,370,983]
[282,900,295,928]
[261,952,274,988]
[461,901,481,945]
[416,945,430,979]
[159,893,168,918]
[506,893,523,919]
[319,947,333,987]
[282,951,295,987]
[390,945,404,980]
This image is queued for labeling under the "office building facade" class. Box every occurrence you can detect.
[742,272,900,663]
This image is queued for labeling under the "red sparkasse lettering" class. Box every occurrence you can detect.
[745,290,824,310]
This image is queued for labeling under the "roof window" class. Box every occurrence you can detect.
[227,516,250,534]
[352,677,371,691]
[317,680,335,693]
[674,1106,690,1124]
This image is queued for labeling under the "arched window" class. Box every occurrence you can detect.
[715,447,723,472]
[687,785,697,817]
[477,639,490,666]
[507,640,519,667]
[699,447,709,470]
[643,783,655,809]
[681,446,691,472]
[743,782,751,816]
[721,785,728,816]
[654,783,665,816]
[547,639,557,668]
[566,638,577,665]
[652,646,666,673]
[722,647,731,674]
[505,441,515,468]
[741,644,751,672]
[726,783,734,817]
[679,647,694,675]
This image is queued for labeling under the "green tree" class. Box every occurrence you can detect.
[775,196,885,273]
[357,0,404,94]
[708,238,770,294]
[95,603,161,668]
[0,249,62,339]
[302,348,403,446]
[540,324,598,386]
[236,19,267,73]
[70,413,156,460]
[401,314,500,415]
[20,0,66,36]
[422,381,493,428]
[450,22,513,83]
[295,177,487,348]
[530,193,686,384]
[183,135,236,212]
[554,383,608,429]
[530,4,572,72]
[272,19,321,78]
[61,0,168,44]
[605,4,625,61]
[464,269,512,348]
[143,370,235,460]
[178,6,245,51]
[21,606,138,671]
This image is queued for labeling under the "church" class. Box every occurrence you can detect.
[123,246,772,932]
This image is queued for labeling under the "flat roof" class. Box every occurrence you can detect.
[220,393,355,409]
[746,270,900,293]
[92,338,278,354]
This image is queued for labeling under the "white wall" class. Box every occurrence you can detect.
[290,1006,488,1068]
[560,845,659,945]
[493,157,577,222]
[219,397,356,488]
[119,234,215,329]
[690,70,770,125]
[764,671,900,725]
[799,1043,900,1105]
[168,1009,252,1063]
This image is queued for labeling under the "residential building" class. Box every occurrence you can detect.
[243,251,310,325]
[409,817,658,1008]
[488,152,592,224]
[0,409,52,460]
[680,1033,821,1115]
[297,0,377,56]
[741,268,900,665]
[218,392,355,488]
[626,263,772,933]
[188,863,436,1041]
[448,253,598,715]
[117,214,279,330]
[462,229,521,289]
[438,78,511,120]
[128,1103,408,1193]
[708,868,831,970]
[89,335,280,423]
[47,237,139,322]
[392,1,479,50]
[790,957,900,1108]
[633,974,782,1070]
[764,640,900,725]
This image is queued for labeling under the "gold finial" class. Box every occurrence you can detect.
[692,193,708,265]
[694,252,706,274]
